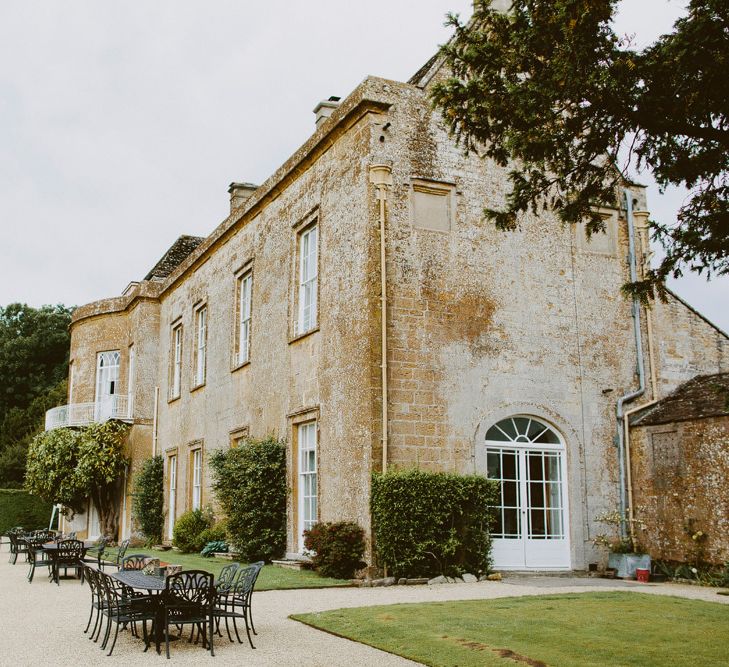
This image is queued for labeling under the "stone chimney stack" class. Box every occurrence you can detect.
[313,96,341,128]
[228,182,258,214]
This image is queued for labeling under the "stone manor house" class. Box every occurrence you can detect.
[51,41,729,570]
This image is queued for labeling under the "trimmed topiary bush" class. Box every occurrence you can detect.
[304,521,366,579]
[172,508,213,553]
[210,436,286,562]
[371,469,498,578]
[131,455,164,544]
[0,489,52,535]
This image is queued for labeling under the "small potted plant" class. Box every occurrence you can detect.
[593,510,650,579]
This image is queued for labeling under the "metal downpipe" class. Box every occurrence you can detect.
[615,189,646,538]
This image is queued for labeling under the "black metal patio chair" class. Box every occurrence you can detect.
[97,569,157,656]
[8,531,30,564]
[211,562,262,648]
[26,535,54,583]
[82,536,109,570]
[53,539,84,584]
[162,570,215,659]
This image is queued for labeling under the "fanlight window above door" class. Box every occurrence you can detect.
[485,416,560,445]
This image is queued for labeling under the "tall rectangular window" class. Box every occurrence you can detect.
[297,224,318,335]
[297,421,318,549]
[167,455,177,540]
[171,324,183,399]
[191,448,202,510]
[194,306,207,387]
[237,271,253,365]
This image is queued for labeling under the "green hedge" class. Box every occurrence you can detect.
[210,436,286,562]
[173,508,214,553]
[0,489,53,535]
[132,456,164,544]
[371,469,498,578]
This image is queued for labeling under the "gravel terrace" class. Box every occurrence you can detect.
[1,552,726,667]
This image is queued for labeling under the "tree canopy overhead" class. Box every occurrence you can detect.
[432,0,728,298]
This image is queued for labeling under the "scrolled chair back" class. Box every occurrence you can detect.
[166,570,215,606]
[120,554,148,571]
[57,538,84,561]
[215,562,239,593]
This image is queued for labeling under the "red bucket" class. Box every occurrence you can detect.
[635,568,650,583]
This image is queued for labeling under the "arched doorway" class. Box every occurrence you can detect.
[483,416,570,570]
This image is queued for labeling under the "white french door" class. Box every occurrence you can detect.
[95,350,120,421]
[484,417,570,570]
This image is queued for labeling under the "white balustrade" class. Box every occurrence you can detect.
[44,394,134,431]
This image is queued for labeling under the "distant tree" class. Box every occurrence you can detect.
[0,303,71,487]
[432,0,729,298]
[0,379,67,488]
[0,303,72,417]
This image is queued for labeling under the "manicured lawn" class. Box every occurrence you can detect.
[103,547,352,590]
[292,592,729,667]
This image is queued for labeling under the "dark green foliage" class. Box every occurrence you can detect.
[210,436,286,562]
[0,303,72,487]
[304,521,367,579]
[132,456,164,544]
[0,489,53,535]
[432,1,729,300]
[371,469,498,578]
[200,540,228,557]
[0,303,72,418]
[172,508,213,553]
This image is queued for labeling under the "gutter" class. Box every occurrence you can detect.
[615,189,646,538]
[369,164,393,473]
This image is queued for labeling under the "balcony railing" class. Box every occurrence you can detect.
[45,395,134,431]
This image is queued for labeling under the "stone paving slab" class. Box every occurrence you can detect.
[0,550,726,666]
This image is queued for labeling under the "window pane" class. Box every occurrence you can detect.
[502,451,518,480]
[502,509,520,538]
[503,480,518,507]
[486,451,501,478]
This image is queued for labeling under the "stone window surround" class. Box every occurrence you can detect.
[187,439,204,512]
[232,260,254,372]
[229,425,249,448]
[288,406,320,553]
[409,177,456,233]
[165,448,179,541]
[192,300,208,391]
[168,317,183,402]
[290,208,320,344]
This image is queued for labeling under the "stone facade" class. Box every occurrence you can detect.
[57,63,728,571]
[629,374,729,564]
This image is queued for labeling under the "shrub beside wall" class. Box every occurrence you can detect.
[172,509,213,553]
[371,469,498,578]
[132,456,164,544]
[0,489,52,535]
[304,521,367,579]
[210,436,286,562]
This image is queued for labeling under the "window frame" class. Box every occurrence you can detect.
[294,220,319,338]
[234,269,253,368]
[167,452,178,541]
[192,304,207,389]
[170,322,183,400]
[189,445,203,511]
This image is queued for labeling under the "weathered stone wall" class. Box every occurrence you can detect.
[153,100,378,553]
[630,416,729,563]
[367,80,655,568]
[67,290,160,539]
[651,295,729,395]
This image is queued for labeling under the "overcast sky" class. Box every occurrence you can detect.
[1,1,726,332]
